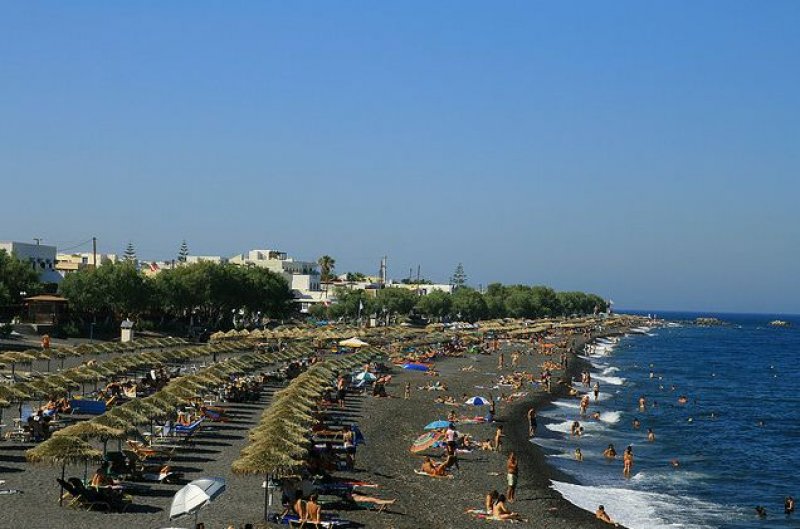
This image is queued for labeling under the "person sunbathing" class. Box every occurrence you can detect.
[485,490,499,514]
[350,492,397,510]
[420,456,447,476]
[300,494,321,528]
[492,494,525,521]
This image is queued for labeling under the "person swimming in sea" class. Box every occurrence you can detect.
[638,395,647,411]
[647,428,655,442]
[756,506,767,518]
[785,496,795,515]
[603,443,617,459]
[593,382,600,401]
[574,448,583,461]
[632,417,641,429]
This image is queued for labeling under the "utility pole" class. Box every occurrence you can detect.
[416,265,421,296]
[92,237,97,268]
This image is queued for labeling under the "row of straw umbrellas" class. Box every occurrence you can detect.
[25,343,320,506]
[231,348,381,521]
[0,341,253,427]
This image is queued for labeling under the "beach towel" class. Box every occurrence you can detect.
[278,513,351,527]
[413,469,454,479]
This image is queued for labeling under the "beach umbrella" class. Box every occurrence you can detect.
[54,419,126,456]
[465,396,491,406]
[424,420,451,431]
[26,435,103,505]
[169,477,226,526]
[232,449,306,521]
[339,337,370,348]
[410,430,444,453]
[402,363,429,372]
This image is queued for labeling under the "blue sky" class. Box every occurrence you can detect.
[2,2,798,313]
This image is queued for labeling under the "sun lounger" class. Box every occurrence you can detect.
[69,399,107,415]
[279,513,351,528]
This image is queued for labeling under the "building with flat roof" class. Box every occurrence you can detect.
[0,241,62,283]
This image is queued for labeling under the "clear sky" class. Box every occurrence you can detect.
[2,2,798,314]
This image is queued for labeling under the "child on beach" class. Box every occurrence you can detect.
[404,382,411,399]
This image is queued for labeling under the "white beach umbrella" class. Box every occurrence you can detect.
[339,337,370,348]
[354,371,377,382]
[169,477,226,522]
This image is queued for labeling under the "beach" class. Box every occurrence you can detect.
[0,324,637,529]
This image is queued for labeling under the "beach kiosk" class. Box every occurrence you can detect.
[120,319,135,343]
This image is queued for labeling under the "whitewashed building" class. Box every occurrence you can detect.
[0,241,62,283]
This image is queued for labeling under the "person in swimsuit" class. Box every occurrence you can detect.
[647,428,655,442]
[493,494,524,521]
[596,505,617,525]
[506,451,518,502]
[485,490,499,514]
[623,445,634,477]
[574,448,583,461]
[593,382,600,401]
[604,443,617,459]
[785,496,795,515]
[528,407,537,437]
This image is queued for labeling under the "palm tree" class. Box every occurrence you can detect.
[317,255,336,283]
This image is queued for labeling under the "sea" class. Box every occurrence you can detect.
[534,311,800,529]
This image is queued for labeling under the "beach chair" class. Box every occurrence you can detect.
[69,399,107,415]
[60,478,113,511]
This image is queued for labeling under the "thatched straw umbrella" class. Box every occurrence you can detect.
[27,435,103,505]
[232,447,308,521]
[54,419,126,457]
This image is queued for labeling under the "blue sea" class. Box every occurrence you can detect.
[535,312,800,529]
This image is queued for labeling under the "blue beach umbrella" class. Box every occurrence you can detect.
[402,363,429,372]
[424,420,451,430]
[465,396,490,406]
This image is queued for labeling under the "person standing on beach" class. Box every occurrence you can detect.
[623,445,634,477]
[506,451,518,502]
[498,351,505,369]
[527,407,537,437]
[494,425,504,451]
[404,382,411,400]
[336,375,347,409]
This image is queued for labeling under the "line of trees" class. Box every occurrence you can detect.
[310,283,607,322]
[59,261,294,335]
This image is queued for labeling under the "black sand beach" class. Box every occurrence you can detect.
[0,328,632,529]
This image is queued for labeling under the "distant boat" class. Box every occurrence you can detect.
[769,320,791,327]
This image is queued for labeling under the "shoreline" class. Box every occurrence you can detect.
[333,324,636,529]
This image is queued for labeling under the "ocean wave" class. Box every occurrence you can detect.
[550,480,732,529]
[601,366,620,374]
[593,374,626,386]
[545,419,609,435]
[598,411,622,424]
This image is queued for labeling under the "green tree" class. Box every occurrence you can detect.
[123,242,137,262]
[345,272,366,282]
[318,255,336,283]
[450,263,467,289]
[451,287,488,322]
[415,290,452,321]
[177,240,189,262]
[483,283,508,318]
[0,249,42,307]
[328,287,371,320]
[374,287,417,316]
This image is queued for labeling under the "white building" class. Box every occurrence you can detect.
[55,252,118,276]
[228,248,322,312]
[185,255,228,265]
[0,241,62,283]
